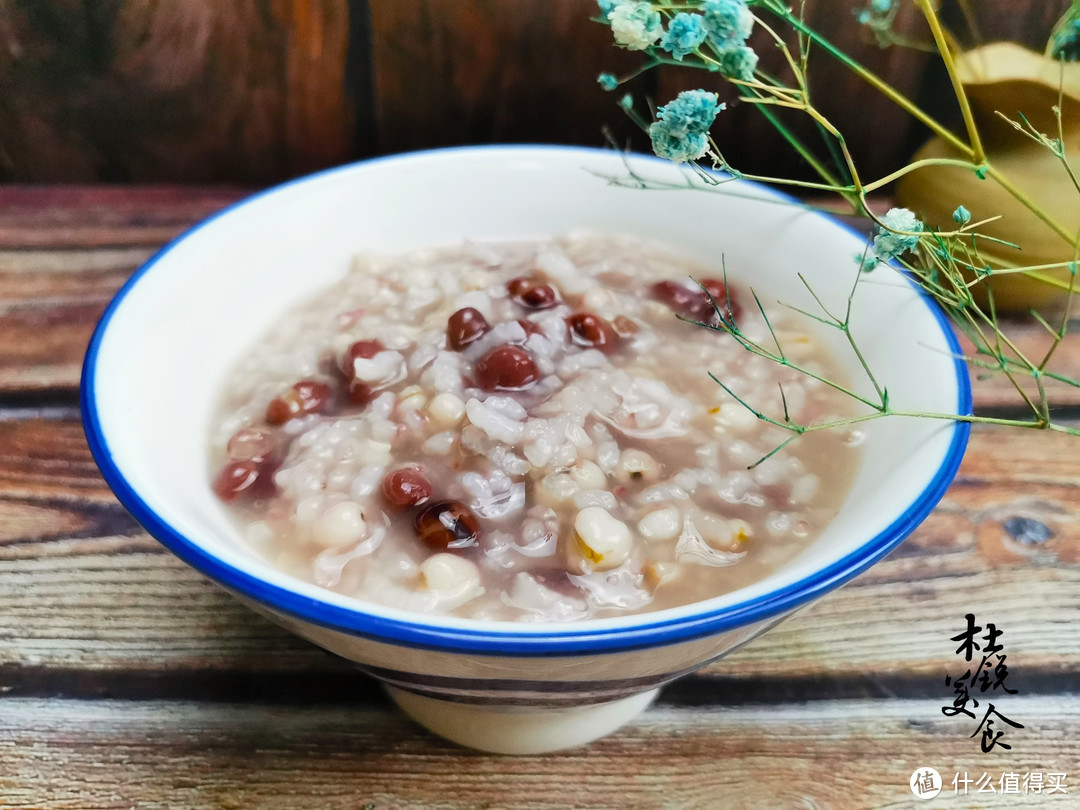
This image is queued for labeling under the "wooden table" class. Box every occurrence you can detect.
[2,187,1078,809]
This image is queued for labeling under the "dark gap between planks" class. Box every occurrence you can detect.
[1,665,1077,707]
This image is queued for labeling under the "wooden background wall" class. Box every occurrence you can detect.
[0,0,1070,185]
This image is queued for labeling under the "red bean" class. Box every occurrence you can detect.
[702,279,741,321]
[341,339,385,375]
[347,379,376,406]
[651,280,706,318]
[475,345,541,391]
[697,278,740,320]
[520,284,558,309]
[650,279,740,322]
[212,459,278,501]
[381,468,434,509]
[338,340,390,406]
[566,312,618,353]
[266,380,333,424]
[414,500,481,549]
[226,428,274,462]
[446,307,491,351]
[507,277,559,310]
[612,315,640,336]
[506,277,533,297]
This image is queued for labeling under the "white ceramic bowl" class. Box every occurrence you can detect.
[82,146,970,754]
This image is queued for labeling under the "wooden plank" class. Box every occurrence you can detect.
[0,188,245,394]
[0,186,246,248]
[1,418,1077,685]
[0,0,1069,185]
[1,696,1077,809]
[0,2,352,183]
[272,0,353,178]
[368,0,645,153]
[0,299,108,395]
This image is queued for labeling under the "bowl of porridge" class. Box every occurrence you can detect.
[82,146,970,753]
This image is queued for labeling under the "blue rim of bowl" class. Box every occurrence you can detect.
[81,144,972,656]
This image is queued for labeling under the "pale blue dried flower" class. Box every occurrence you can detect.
[1052,19,1080,62]
[855,251,879,272]
[650,90,725,165]
[952,205,971,225]
[597,0,617,22]
[661,13,707,60]
[598,72,619,91]
[719,45,758,82]
[656,90,725,137]
[609,1,663,50]
[857,0,893,27]
[872,207,924,261]
[650,125,710,164]
[702,0,754,51]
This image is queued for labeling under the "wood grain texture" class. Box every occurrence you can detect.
[0,1,1071,183]
[0,186,244,393]
[1,418,1076,689]
[368,0,645,153]
[2,696,1078,809]
[0,0,352,183]
[1,186,1077,800]
[0,186,247,248]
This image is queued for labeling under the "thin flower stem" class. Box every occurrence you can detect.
[700,315,883,411]
[1038,247,1077,371]
[862,157,982,193]
[613,57,664,84]
[799,106,864,194]
[728,405,1069,469]
[594,4,1080,446]
[905,264,1044,418]
[916,0,985,165]
[742,97,812,112]
[767,3,1079,252]
[1053,79,1080,198]
[751,12,807,95]
[840,268,887,407]
[752,101,849,197]
[975,293,1046,418]
[705,166,849,194]
[985,165,1079,250]
[773,9,974,158]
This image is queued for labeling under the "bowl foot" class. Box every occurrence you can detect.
[386,686,660,754]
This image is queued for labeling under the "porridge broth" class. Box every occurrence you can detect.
[210,235,861,621]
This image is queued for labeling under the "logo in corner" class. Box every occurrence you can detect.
[911,767,943,799]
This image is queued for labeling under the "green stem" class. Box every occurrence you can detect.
[774,10,974,158]
[985,165,1080,249]
[862,157,981,193]
[754,103,846,192]
[917,0,985,165]
[772,6,1080,249]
